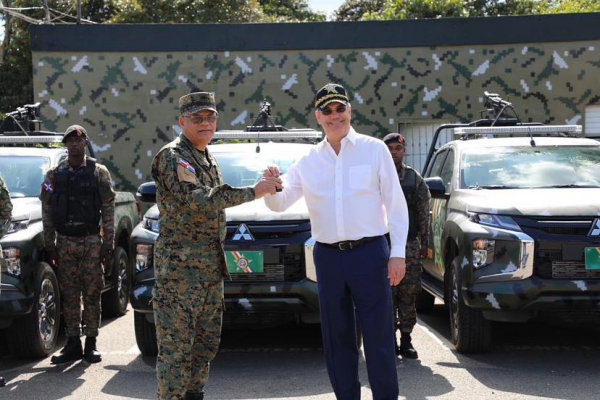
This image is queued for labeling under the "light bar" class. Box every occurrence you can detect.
[454,125,583,137]
[0,136,64,144]
[214,129,322,141]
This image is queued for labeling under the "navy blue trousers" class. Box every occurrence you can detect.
[314,236,399,400]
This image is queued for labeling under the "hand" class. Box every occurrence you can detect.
[100,247,114,266]
[419,244,428,259]
[263,165,281,179]
[45,249,58,268]
[388,257,406,286]
[254,177,282,199]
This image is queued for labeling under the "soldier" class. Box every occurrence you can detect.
[40,125,116,364]
[383,132,431,359]
[0,175,13,388]
[151,92,278,400]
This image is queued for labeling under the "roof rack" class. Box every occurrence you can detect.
[454,125,583,139]
[213,129,322,143]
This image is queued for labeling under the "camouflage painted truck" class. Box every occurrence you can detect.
[0,105,140,358]
[417,92,600,353]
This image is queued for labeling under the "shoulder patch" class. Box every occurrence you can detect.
[179,158,196,174]
[43,181,54,194]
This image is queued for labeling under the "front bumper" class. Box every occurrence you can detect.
[0,282,34,320]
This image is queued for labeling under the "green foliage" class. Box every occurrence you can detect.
[259,0,326,22]
[334,0,386,21]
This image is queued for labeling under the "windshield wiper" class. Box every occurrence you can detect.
[469,185,519,190]
[541,184,600,188]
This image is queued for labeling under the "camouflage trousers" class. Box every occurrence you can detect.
[56,233,104,337]
[392,237,423,335]
[153,279,224,400]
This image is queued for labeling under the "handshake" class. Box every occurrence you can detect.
[253,166,283,199]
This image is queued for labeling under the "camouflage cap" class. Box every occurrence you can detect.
[179,92,218,115]
[62,124,88,143]
[314,83,350,110]
[383,132,405,146]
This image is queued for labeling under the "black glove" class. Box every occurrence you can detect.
[100,247,114,266]
[45,249,58,268]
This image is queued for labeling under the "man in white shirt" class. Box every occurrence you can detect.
[263,83,409,400]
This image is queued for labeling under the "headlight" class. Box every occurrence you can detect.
[142,217,160,233]
[8,219,29,234]
[1,247,21,276]
[135,244,153,273]
[472,238,495,269]
[469,213,521,231]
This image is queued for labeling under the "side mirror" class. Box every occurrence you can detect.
[137,181,156,204]
[424,177,448,199]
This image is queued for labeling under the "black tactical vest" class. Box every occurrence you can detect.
[52,158,102,237]
[400,166,418,239]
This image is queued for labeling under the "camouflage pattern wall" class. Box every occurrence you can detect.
[31,17,600,191]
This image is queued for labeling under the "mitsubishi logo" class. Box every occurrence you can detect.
[232,223,254,241]
[589,218,600,237]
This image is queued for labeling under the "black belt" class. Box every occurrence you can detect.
[318,236,381,251]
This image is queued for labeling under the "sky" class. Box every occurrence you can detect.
[307,0,346,19]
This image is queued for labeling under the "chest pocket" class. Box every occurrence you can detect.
[348,165,372,190]
[177,164,198,185]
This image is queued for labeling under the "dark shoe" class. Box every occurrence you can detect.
[0,376,6,387]
[83,337,102,363]
[51,336,83,364]
[185,392,204,400]
[399,333,418,359]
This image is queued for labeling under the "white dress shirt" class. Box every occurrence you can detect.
[264,128,409,258]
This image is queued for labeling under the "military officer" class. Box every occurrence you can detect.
[384,132,431,359]
[40,124,116,364]
[0,175,13,387]
[151,92,279,400]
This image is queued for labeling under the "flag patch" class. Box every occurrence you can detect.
[179,158,196,174]
[43,181,54,194]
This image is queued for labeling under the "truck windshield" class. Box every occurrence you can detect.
[0,156,50,198]
[461,146,600,189]
[213,146,309,187]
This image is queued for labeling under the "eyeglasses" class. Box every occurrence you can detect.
[320,105,347,116]
[183,115,217,124]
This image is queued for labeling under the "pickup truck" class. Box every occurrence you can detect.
[0,124,140,358]
[418,92,600,353]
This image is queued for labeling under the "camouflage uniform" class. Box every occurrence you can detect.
[40,156,115,338]
[392,163,430,335]
[152,132,255,399]
[0,176,13,269]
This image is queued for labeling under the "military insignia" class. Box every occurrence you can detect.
[43,181,54,193]
[325,83,339,93]
[231,251,253,273]
[178,158,195,174]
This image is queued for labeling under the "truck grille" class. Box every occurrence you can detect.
[513,216,600,280]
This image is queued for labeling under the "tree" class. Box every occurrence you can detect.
[334,0,385,21]
[259,0,325,22]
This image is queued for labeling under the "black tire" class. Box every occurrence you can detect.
[101,246,129,317]
[415,288,436,313]
[449,256,492,353]
[134,311,158,356]
[8,263,60,358]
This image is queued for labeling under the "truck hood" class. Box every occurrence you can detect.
[456,188,600,216]
[9,197,41,222]
[144,198,309,222]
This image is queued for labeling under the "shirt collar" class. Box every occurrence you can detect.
[318,126,357,151]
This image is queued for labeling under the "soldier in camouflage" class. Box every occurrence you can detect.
[151,92,279,400]
[40,125,116,364]
[384,132,431,359]
[0,175,13,388]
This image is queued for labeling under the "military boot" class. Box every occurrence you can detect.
[51,336,83,364]
[83,337,102,363]
[399,333,418,359]
[185,391,204,400]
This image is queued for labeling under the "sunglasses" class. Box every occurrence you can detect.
[183,115,217,124]
[320,105,347,116]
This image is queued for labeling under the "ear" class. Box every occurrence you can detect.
[178,115,186,128]
[315,109,322,125]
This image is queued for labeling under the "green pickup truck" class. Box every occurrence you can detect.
[0,112,139,358]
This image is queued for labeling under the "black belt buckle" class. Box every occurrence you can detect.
[338,240,358,251]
